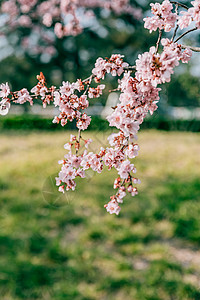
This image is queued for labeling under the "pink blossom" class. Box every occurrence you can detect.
[76,113,91,130]
[125,144,140,158]
[76,168,85,178]
[70,134,77,142]
[64,143,72,151]
[144,0,177,33]
[191,0,200,28]
[58,185,65,193]
[92,55,129,79]
[39,86,48,100]
[107,110,122,128]
[117,187,126,203]
[103,148,125,170]
[60,81,74,97]
[181,48,193,63]
[0,83,10,98]
[54,23,64,39]
[123,121,140,137]
[107,132,128,147]
[177,11,192,30]
[79,95,89,109]
[127,186,138,196]
[132,178,141,184]
[88,84,105,98]
[136,40,184,88]
[52,116,59,124]
[16,88,33,105]
[104,199,121,215]
[81,152,103,173]
[114,177,121,189]
[18,15,32,27]
[43,13,53,27]
[53,91,61,107]
[0,99,10,115]
[117,160,135,179]
[84,139,93,149]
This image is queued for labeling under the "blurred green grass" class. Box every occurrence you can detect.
[0,130,200,300]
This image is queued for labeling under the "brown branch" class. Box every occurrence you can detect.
[172,24,179,42]
[174,27,198,43]
[181,45,200,52]
[171,4,179,41]
[156,29,162,53]
[126,66,136,70]
[82,74,95,83]
[83,74,93,95]
[76,128,82,155]
[170,1,189,10]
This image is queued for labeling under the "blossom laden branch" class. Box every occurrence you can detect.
[171,4,179,41]
[170,1,189,10]
[181,44,200,52]
[155,29,163,53]
[0,0,200,215]
[174,26,198,43]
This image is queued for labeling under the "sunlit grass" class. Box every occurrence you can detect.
[0,130,200,300]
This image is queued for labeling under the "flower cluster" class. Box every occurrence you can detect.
[0,82,34,115]
[92,55,129,80]
[178,0,200,29]
[88,85,105,98]
[52,79,91,128]
[135,39,192,88]
[0,72,58,115]
[144,0,177,33]
[56,134,104,192]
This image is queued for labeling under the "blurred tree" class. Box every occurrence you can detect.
[166,71,200,107]
[0,0,199,110]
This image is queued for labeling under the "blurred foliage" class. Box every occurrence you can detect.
[1,115,200,131]
[0,130,200,299]
[166,70,200,107]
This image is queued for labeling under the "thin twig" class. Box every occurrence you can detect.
[82,74,95,83]
[76,128,82,155]
[174,27,198,43]
[155,29,162,53]
[127,66,136,70]
[170,1,189,10]
[171,4,179,41]
[83,74,93,95]
[181,45,200,52]
[172,24,179,42]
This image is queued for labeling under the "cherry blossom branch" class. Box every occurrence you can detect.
[181,45,200,52]
[171,4,179,41]
[76,129,82,155]
[170,1,189,10]
[1,0,200,215]
[156,29,163,53]
[174,27,198,43]
[172,24,179,41]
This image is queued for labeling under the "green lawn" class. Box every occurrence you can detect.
[0,130,200,300]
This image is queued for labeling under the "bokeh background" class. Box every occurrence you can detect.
[0,1,200,299]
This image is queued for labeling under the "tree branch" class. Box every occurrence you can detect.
[174,27,198,43]
[156,29,162,53]
[171,4,179,41]
[172,24,179,42]
[181,45,200,52]
[170,1,189,10]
